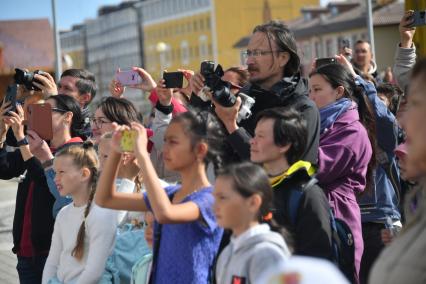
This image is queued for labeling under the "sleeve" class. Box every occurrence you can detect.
[226,127,252,160]
[0,147,26,179]
[76,207,117,284]
[150,109,172,151]
[44,168,72,218]
[42,215,63,284]
[393,44,416,91]
[295,187,333,260]
[190,189,219,234]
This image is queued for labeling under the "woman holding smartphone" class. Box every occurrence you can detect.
[0,95,85,283]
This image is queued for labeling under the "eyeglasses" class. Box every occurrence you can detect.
[90,117,112,128]
[241,49,283,58]
[51,108,69,113]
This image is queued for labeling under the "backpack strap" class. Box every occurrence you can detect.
[287,177,318,226]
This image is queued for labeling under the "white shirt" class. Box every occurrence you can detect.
[42,203,117,284]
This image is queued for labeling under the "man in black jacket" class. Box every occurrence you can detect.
[250,107,333,260]
[191,21,320,164]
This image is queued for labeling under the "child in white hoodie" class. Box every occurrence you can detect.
[213,162,291,284]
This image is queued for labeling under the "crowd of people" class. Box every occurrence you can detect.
[0,9,425,284]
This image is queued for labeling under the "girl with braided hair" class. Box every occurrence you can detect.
[42,142,117,284]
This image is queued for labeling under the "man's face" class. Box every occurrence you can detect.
[353,42,373,68]
[58,76,80,99]
[245,32,288,88]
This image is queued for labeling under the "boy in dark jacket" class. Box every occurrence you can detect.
[250,107,333,260]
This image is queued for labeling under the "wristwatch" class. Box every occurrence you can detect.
[42,158,54,169]
[16,137,29,147]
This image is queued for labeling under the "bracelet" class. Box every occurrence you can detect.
[42,158,54,169]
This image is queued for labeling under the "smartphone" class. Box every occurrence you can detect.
[163,71,184,88]
[120,129,137,152]
[27,103,53,140]
[406,11,426,28]
[341,38,350,49]
[116,70,143,86]
[316,57,338,68]
[4,84,18,115]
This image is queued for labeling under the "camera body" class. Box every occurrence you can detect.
[200,61,236,107]
[14,68,43,91]
[407,11,426,28]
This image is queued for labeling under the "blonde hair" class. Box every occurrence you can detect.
[55,141,99,261]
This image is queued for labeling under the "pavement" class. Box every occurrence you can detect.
[0,179,19,283]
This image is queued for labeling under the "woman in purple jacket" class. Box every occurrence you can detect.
[309,56,377,283]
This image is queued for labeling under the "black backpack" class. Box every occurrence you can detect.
[287,178,355,282]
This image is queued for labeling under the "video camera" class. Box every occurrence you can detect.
[199,61,254,123]
[13,68,43,91]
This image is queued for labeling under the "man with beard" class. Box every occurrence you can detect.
[191,21,320,164]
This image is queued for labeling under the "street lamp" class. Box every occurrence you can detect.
[51,0,62,81]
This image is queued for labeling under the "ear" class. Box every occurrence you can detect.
[277,51,290,68]
[80,167,91,182]
[195,142,208,161]
[335,86,345,99]
[79,92,91,107]
[278,143,291,155]
[65,111,73,125]
[247,194,262,215]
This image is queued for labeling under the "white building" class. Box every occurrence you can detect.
[85,1,148,113]
[60,24,86,69]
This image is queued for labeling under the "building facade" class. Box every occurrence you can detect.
[85,1,146,111]
[60,24,86,70]
[138,0,318,78]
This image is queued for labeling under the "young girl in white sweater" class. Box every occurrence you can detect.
[42,142,117,284]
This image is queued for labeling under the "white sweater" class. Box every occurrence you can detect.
[42,202,117,284]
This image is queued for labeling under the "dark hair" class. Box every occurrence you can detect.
[96,97,139,126]
[171,109,225,171]
[411,58,426,81]
[55,141,99,261]
[61,69,97,104]
[47,94,85,139]
[309,64,377,189]
[255,108,307,165]
[354,40,371,50]
[376,83,403,115]
[224,66,250,87]
[253,20,300,77]
[216,162,293,248]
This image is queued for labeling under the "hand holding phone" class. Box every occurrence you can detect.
[115,70,143,86]
[120,129,137,152]
[405,10,426,28]
[27,103,53,141]
[4,85,18,115]
[163,71,184,88]
[316,57,338,68]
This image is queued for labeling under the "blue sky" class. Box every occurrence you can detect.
[0,0,330,31]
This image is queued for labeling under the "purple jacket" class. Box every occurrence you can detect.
[316,104,372,282]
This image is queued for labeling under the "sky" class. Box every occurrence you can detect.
[0,0,331,31]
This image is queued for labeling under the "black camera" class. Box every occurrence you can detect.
[200,61,236,107]
[13,68,43,91]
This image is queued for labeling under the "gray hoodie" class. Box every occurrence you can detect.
[215,224,290,284]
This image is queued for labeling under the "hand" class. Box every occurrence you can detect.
[189,72,205,95]
[335,54,357,78]
[130,122,149,159]
[33,72,58,96]
[178,69,195,97]
[399,10,416,48]
[118,153,140,181]
[213,96,241,133]
[109,77,125,98]
[4,104,25,141]
[110,122,130,154]
[381,228,395,246]
[0,99,12,138]
[156,79,173,106]
[27,130,53,162]
[128,67,157,92]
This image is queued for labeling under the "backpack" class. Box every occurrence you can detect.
[287,178,355,282]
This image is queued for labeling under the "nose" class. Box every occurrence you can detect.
[246,55,255,65]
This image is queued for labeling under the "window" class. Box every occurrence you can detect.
[194,20,198,32]
[181,41,189,65]
[199,35,208,61]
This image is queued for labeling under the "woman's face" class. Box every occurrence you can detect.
[91,108,113,144]
[402,75,426,174]
[162,121,199,171]
[309,74,343,109]
[45,98,71,137]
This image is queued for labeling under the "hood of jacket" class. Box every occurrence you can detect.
[233,229,288,254]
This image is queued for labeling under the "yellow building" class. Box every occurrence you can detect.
[138,0,318,78]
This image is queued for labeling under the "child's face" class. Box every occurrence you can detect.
[162,121,199,171]
[53,155,88,197]
[144,212,155,248]
[98,138,110,172]
[213,176,255,231]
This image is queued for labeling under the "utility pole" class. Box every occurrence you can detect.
[366,0,375,56]
[52,0,62,81]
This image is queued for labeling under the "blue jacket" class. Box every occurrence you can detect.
[356,76,401,222]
